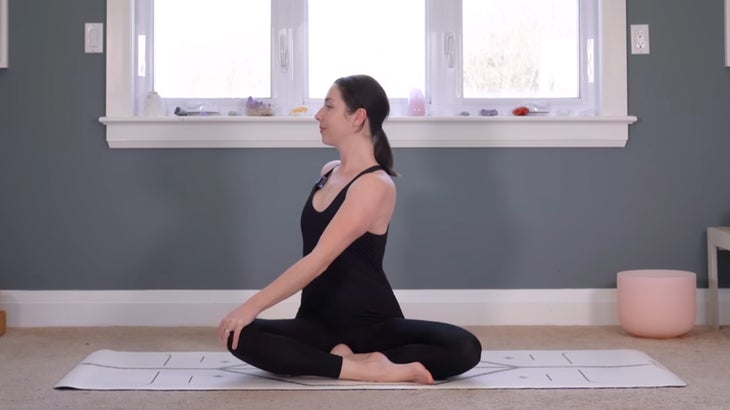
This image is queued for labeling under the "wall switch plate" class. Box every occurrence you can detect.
[630,24,650,55]
[85,23,104,54]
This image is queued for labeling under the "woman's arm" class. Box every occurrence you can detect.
[218,171,395,348]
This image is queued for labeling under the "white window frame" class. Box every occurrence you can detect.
[101,0,636,148]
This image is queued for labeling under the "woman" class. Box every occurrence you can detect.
[218,75,481,384]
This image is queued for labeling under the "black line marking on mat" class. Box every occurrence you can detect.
[529,354,535,361]
[163,354,172,367]
[188,376,194,384]
[77,362,650,372]
[150,371,160,385]
[578,369,590,382]
[433,368,518,384]
[200,355,205,363]
[546,373,553,382]
[562,352,574,365]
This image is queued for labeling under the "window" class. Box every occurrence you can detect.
[307,0,425,100]
[462,0,581,99]
[146,0,272,99]
[103,0,635,148]
[429,0,598,116]
[135,0,592,116]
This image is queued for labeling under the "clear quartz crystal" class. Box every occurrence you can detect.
[143,91,165,116]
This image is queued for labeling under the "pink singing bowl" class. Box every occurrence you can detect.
[617,269,696,339]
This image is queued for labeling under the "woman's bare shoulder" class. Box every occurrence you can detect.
[351,169,396,198]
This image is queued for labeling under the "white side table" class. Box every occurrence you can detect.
[707,227,730,330]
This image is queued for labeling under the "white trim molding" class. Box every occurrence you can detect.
[100,115,636,149]
[2,289,727,327]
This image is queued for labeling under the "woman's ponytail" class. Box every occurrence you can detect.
[372,128,396,176]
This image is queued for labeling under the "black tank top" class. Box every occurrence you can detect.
[296,165,404,328]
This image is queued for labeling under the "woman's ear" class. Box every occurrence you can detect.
[352,108,368,128]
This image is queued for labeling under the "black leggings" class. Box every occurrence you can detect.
[227,317,482,380]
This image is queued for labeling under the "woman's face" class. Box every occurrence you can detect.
[315,85,356,146]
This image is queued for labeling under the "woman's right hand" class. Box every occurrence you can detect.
[217,302,258,350]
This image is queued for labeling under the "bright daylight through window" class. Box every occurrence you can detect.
[140,0,589,116]
[462,0,580,99]
[150,1,271,99]
[102,0,635,148]
[307,0,425,100]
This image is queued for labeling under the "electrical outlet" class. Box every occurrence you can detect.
[630,24,650,55]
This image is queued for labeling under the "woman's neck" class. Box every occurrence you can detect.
[336,134,377,174]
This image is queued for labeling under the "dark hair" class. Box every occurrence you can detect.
[334,75,396,176]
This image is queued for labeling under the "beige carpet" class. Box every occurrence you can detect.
[1,325,729,409]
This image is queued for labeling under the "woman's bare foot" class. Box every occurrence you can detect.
[339,352,434,385]
[330,344,354,357]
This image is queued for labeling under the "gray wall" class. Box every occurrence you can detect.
[1,0,729,290]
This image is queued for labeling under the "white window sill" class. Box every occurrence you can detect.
[99,115,637,148]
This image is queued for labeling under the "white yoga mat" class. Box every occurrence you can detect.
[55,349,686,391]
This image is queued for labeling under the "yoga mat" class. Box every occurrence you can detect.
[55,349,686,391]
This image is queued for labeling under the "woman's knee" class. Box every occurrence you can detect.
[426,329,482,379]
[445,330,482,376]
[227,321,264,356]
[461,331,483,368]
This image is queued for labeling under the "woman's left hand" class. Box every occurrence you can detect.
[218,303,258,350]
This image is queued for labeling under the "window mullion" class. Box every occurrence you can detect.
[428,0,462,115]
[293,0,307,106]
[271,0,305,113]
[580,0,599,114]
[134,0,154,115]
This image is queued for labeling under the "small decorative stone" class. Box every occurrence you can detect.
[512,106,530,116]
[479,109,498,116]
[245,96,275,116]
[289,106,308,116]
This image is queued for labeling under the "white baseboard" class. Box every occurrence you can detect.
[1,289,728,327]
